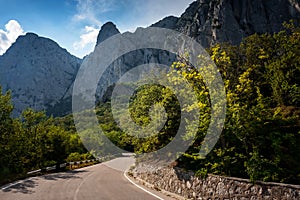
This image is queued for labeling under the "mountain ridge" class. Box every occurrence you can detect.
[0,32,82,116]
[1,0,300,116]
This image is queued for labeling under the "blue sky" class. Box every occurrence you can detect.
[0,0,193,58]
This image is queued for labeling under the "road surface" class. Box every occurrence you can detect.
[0,157,175,200]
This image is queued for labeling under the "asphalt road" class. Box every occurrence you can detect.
[0,157,175,200]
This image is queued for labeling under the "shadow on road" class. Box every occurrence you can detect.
[42,170,87,181]
[2,170,88,194]
[2,179,37,194]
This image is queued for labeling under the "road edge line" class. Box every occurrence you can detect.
[123,169,164,200]
[1,162,103,191]
[1,177,33,191]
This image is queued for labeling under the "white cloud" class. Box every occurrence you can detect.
[71,0,120,57]
[70,0,193,57]
[71,0,116,57]
[0,20,25,55]
[73,25,100,50]
[73,0,116,26]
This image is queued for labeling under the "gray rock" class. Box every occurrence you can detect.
[96,22,120,46]
[151,16,179,29]
[1,0,299,117]
[0,33,81,116]
[178,187,182,194]
[187,181,192,189]
[131,164,300,199]
[94,0,300,103]
[94,23,176,102]
[175,0,300,47]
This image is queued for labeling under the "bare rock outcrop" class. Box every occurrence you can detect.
[175,0,300,47]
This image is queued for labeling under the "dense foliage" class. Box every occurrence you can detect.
[97,22,300,184]
[0,22,299,185]
[0,90,90,183]
[179,22,300,184]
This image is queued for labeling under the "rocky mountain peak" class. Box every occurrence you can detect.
[96,22,120,46]
[6,32,72,59]
[1,0,300,117]
[0,33,82,116]
[23,32,38,39]
[175,0,300,47]
[151,16,179,29]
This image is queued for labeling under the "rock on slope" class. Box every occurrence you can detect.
[175,0,300,47]
[0,33,82,116]
[151,16,179,29]
[94,0,300,101]
[96,22,120,46]
[94,22,176,100]
[1,0,299,116]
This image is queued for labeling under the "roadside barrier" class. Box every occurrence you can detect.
[26,154,121,175]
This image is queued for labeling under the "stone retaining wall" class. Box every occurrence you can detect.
[130,163,300,200]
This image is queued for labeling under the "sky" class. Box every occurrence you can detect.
[0,0,194,58]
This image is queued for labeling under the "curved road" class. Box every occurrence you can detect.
[1,157,175,200]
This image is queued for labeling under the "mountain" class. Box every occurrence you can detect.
[0,33,82,116]
[94,23,176,101]
[174,0,300,47]
[96,22,120,46]
[150,0,300,47]
[94,0,300,101]
[1,0,299,116]
[151,16,179,29]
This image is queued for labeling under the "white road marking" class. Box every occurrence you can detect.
[73,171,95,200]
[2,157,166,200]
[123,169,164,200]
[0,163,102,191]
[1,177,33,191]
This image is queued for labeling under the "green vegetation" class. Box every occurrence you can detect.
[0,89,89,184]
[190,22,300,184]
[0,22,299,185]
[96,22,300,184]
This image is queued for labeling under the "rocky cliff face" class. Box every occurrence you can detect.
[96,22,120,46]
[1,0,299,116]
[175,0,300,47]
[95,24,176,100]
[94,0,300,101]
[151,16,179,29]
[0,33,82,116]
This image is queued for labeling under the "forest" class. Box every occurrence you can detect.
[0,21,299,185]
